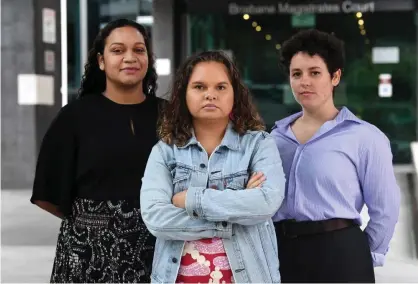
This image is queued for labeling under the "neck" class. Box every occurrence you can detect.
[301,101,339,125]
[104,82,145,104]
[193,119,229,147]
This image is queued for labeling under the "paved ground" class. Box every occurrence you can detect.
[2,188,418,283]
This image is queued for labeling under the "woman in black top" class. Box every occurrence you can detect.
[31,19,162,283]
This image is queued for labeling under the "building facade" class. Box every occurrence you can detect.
[2,0,418,188]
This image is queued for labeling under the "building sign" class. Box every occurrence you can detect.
[42,8,56,44]
[378,74,392,98]
[228,1,375,15]
[44,50,55,72]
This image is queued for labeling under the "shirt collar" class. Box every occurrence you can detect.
[272,106,363,133]
[179,122,240,151]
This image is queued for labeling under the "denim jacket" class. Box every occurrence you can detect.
[140,124,286,283]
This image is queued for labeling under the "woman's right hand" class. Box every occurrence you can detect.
[246,172,265,189]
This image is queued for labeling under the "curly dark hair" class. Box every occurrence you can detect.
[78,19,157,98]
[159,50,265,146]
[279,29,345,77]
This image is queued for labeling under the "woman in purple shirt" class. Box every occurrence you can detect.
[270,29,400,283]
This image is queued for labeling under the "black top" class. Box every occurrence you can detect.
[31,94,163,216]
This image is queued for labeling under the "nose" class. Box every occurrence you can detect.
[300,74,311,86]
[123,51,138,63]
[205,91,217,100]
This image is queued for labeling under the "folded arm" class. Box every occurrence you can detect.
[140,144,232,240]
[185,134,286,226]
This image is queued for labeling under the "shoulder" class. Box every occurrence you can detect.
[155,96,168,113]
[63,94,102,113]
[353,120,390,145]
[243,130,270,140]
[347,120,391,156]
[150,95,168,107]
[155,95,168,103]
[241,130,276,150]
[143,95,167,116]
[152,140,176,163]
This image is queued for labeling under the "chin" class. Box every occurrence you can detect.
[120,80,142,87]
[201,116,229,122]
[300,101,322,111]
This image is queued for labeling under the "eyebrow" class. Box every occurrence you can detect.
[291,66,321,72]
[109,42,146,47]
[190,81,230,85]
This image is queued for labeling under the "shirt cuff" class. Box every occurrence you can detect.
[185,186,205,219]
[371,251,385,267]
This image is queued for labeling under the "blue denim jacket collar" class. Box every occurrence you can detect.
[178,122,240,151]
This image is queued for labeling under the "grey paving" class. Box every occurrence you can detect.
[1,188,418,283]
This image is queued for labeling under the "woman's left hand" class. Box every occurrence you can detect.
[172,190,187,208]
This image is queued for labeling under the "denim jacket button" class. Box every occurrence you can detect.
[222,221,228,227]
[172,257,178,263]
[200,163,206,169]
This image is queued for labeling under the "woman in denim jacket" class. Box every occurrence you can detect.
[141,51,286,283]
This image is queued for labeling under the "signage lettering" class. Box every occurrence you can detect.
[228,1,375,15]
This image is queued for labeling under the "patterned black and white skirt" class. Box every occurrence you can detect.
[50,198,155,283]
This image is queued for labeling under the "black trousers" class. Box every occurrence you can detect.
[276,225,375,283]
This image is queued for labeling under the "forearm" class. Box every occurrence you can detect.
[364,213,398,267]
[141,198,232,240]
[185,185,283,225]
[33,200,64,219]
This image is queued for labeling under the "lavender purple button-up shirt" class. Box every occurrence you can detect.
[270,106,400,267]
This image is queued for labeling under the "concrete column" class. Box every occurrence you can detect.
[1,0,62,189]
[152,0,175,99]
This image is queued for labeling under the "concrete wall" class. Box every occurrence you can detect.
[152,0,175,99]
[1,0,62,189]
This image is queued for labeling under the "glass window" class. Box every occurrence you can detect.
[188,10,417,164]
[87,0,154,49]
[67,0,81,102]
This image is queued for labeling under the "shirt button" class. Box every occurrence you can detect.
[200,163,206,169]
[198,148,203,152]
[222,221,228,227]
[172,257,178,263]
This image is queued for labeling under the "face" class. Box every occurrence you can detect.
[289,52,341,110]
[186,61,234,122]
[98,26,148,88]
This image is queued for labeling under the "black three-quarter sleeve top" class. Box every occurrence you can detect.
[31,94,163,216]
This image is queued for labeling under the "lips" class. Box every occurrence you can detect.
[300,91,315,96]
[121,67,139,74]
[203,104,217,109]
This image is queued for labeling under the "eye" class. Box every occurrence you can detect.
[292,72,301,78]
[217,85,226,90]
[312,71,320,76]
[111,49,122,54]
[135,48,146,53]
[194,85,204,90]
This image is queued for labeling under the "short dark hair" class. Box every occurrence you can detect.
[78,19,157,98]
[279,29,345,77]
[158,50,265,146]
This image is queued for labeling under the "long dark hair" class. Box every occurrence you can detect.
[159,50,265,146]
[78,19,157,98]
